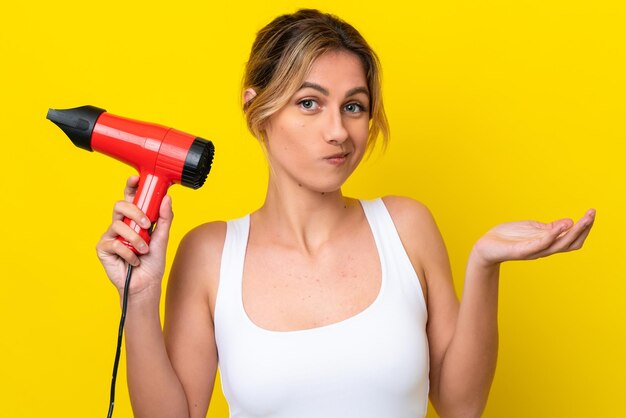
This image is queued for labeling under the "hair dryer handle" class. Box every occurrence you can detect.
[117,172,172,254]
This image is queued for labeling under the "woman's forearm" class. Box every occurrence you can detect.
[122,290,190,418]
[436,249,500,417]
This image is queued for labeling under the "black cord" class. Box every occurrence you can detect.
[107,263,133,418]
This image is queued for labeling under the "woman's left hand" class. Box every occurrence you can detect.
[472,209,596,267]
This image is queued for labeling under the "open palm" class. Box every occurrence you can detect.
[473,209,596,266]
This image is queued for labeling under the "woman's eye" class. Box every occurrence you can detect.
[344,102,365,114]
[298,99,318,110]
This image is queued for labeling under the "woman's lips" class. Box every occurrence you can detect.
[323,152,349,164]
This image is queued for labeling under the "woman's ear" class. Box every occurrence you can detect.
[243,88,257,108]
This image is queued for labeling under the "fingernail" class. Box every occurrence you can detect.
[142,217,151,228]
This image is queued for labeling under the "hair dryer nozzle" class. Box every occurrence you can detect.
[47,105,106,151]
[182,138,215,189]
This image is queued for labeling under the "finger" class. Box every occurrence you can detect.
[555,211,595,248]
[549,218,574,237]
[99,236,142,267]
[566,209,596,251]
[537,210,596,256]
[109,219,150,255]
[149,195,174,253]
[124,176,141,203]
[96,226,142,267]
[567,221,594,251]
[112,200,152,229]
[532,221,573,253]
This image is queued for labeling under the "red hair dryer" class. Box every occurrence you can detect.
[47,105,215,253]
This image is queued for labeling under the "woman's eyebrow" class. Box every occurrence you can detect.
[345,86,369,98]
[300,82,329,96]
[299,82,369,99]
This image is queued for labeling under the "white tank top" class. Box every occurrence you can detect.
[214,198,429,418]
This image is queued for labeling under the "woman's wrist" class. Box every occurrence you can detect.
[119,284,162,310]
[468,244,501,279]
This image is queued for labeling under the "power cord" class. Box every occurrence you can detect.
[107,263,133,418]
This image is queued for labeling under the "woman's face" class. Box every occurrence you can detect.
[264,50,370,194]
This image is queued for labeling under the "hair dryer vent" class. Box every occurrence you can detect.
[182,138,215,189]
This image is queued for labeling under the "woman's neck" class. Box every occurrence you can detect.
[253,178,359,255]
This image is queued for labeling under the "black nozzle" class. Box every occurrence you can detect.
[181,138,215,189]
[47,105,106,151]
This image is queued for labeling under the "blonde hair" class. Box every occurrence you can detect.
[243,9,389,152]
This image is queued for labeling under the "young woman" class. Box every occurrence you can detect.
[96,9,595,418]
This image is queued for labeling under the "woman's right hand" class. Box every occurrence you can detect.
[96,176,174,300]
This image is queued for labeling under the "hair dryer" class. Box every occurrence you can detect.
[47,105,215,253]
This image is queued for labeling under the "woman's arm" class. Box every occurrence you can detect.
[123,225,222,418]
[384,196,595,417]
[430,249,500,417]
[96,177,222,418]
[437,213,595,416]
[162,222,225,418]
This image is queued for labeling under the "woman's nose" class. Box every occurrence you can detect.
[323,109,349,145]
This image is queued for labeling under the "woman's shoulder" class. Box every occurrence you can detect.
[377,195,444,259]
[178,221,227,258]
[180,220,227,251]
[378,195,438,229]
[176,210,256,258]
[169,221,228,302]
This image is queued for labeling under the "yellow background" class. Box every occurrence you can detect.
[1,0,624,417]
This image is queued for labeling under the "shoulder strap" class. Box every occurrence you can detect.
[214,214,250,330]
[360,198,427,311]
